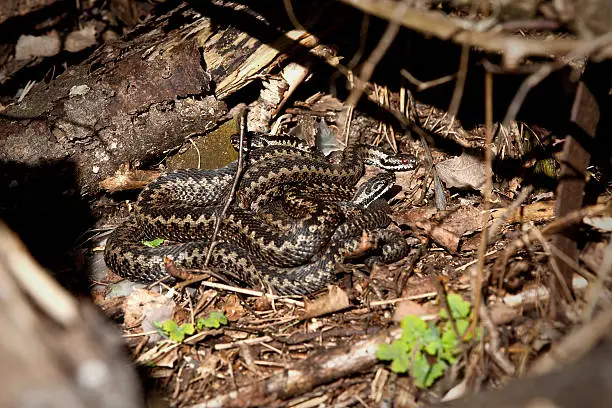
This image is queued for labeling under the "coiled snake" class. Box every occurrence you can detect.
[104,134,417,295]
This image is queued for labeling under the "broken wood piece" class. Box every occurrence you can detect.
[188,327,402,408]
[551,60,604,301]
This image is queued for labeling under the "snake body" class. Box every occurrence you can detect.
[104,135,417,294]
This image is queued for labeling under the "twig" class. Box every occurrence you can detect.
[455,250,498,272]
[469,70,494,338]
[204,109,248,265]
[532,228,575,303]
[214,335,275,351]
[200,281,304,307]
[187,138,202,169]
[282,0,307,33]
[502,32,612,128]
[584,237,612,319]
[496,202,610,284]
[486,185,533,243]
[480,304,515,376]
[530,308,612,375]
[400,69,455,92]
[368,292,437,307]
[339,0,612,67]
[420,137,446,211]
[447,44,470,121]
[345,1,407,109]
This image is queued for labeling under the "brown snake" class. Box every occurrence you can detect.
[104,135,417,294]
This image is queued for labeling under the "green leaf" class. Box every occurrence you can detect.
[143,238,164,248]
[377,340,409,361]
[377,340,412,373]
[154,320,195,342]
[441,322,458,348]
[197,311,228,330]
[440,293,471,319]
[423,325,443,356]
[411,351,431,388]
[425,360,448,388]
[456,318,470,338]
[390,352,412,374]
[400,315,428,345]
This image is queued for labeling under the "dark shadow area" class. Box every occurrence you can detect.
[0,159,96,294]
[181,0,584,193]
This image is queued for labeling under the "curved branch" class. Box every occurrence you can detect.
[339,0,612,68]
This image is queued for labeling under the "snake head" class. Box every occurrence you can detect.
[362,146,418,171]
[352,172,396,207]
[375,153,418,171]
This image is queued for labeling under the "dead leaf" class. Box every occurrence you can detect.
[583,215,612,231]
[196,354,221,379]
[221,295,246,321]
[441,205,483,236]
[253,296,272,311]
[392,300,436,322]
[65,24,98,53]
[304,285,350,318]
[15,31,61,60]
[99,163,160,192]
[391,207,437,226]
[124,289,175,344]
[436,152,486,193]
[154,347,179,368]
[415,220,460,252]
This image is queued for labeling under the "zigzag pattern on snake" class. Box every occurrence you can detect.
[104,134,418,294]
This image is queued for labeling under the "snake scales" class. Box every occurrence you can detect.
[104,134,417,295]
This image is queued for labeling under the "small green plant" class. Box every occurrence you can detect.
[197,311,228,329]
[142,238,164,248]
[154,320,194,342]
[154,312,229,343]
[376,293,475,388]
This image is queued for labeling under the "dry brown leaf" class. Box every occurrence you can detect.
[65,24,98,53]
[124,289,175,344]
[391,207,437,226]
[99,163,160,192]
[221,294,246,321]
[436,152,486,193]
[153,347,179,368]
[392,300,437,322]
[415,220,460,252]
[15,31,60,60]
[441,205,483,236]
[304,285,350,318]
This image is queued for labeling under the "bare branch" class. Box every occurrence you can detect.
[339,0,612,68]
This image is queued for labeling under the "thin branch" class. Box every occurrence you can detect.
[470,70,494,338]
[345,1,407,109]
[204,110,248,265]
[339,0,612,67]
[447,44,470,120]
[282,0,307,33]
[400,69,456,92]
[502,32,612,128]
